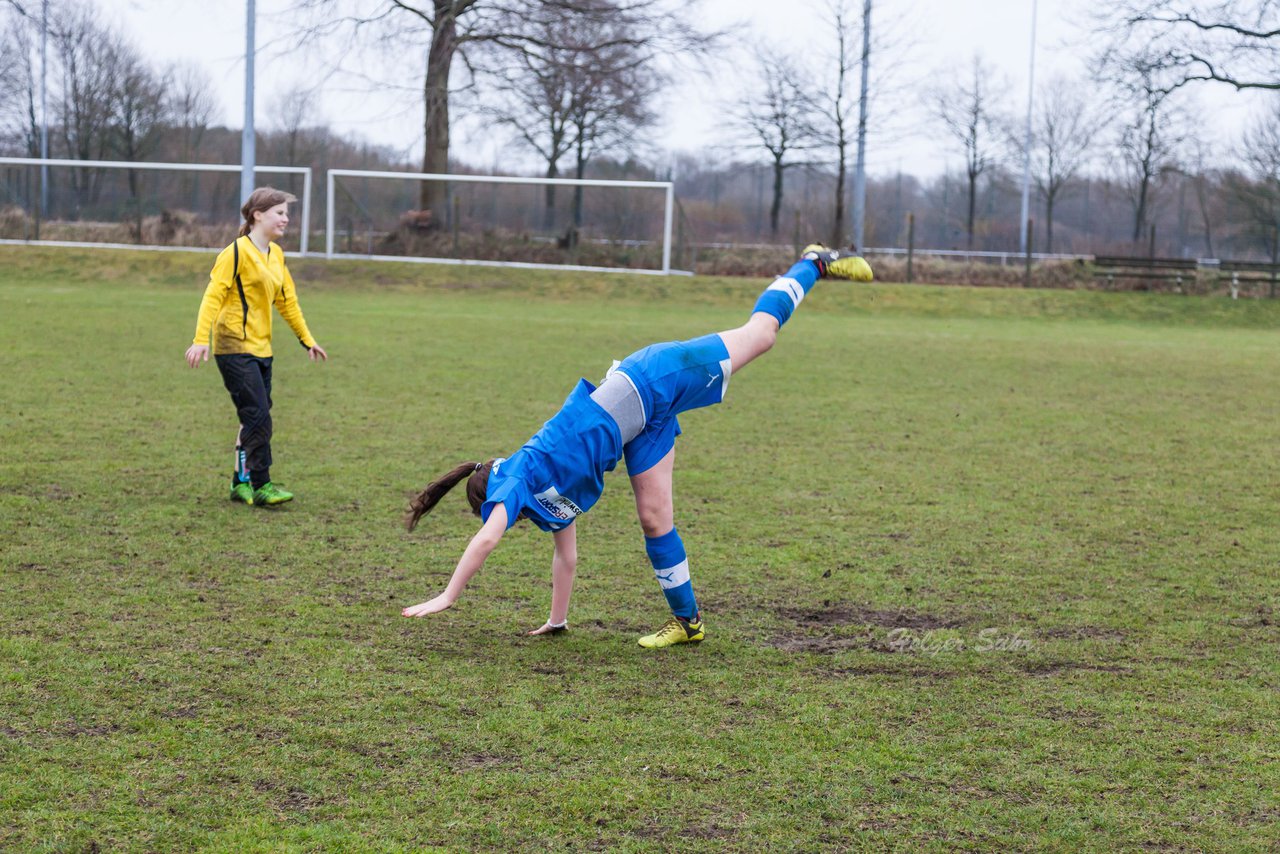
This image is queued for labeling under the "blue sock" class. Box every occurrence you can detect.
[751,259,821,327]
[645,528,698,620]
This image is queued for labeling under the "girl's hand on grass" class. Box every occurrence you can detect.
[185,344,209,367]
[402,594,454,617]
[308,344,328,362]
[525,622,568,636]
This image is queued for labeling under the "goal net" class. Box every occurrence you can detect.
[0,157,312,254]
[325,169,676,275]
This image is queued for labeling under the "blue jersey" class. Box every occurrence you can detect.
[482,379,624,532]
[482,333,731,532]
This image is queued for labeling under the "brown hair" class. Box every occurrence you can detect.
[405,459,495,531]
[239,187,298,237]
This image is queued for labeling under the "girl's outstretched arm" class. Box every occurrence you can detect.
[526,522,577,635]
[402,505,509,617]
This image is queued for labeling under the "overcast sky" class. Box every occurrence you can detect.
[88,0,1266,179]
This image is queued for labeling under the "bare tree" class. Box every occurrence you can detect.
[737,48,818,237]
[934,54,1008,250]
[806,0,918,248]
[481,17,595,231]
[1094,1,1280,94]
[1183,138,1220,257]
[0,0,34,17]
[814,0,862,248]
[168,62,217,163]
[490,71,574,229]
[1225,98,1280,264]
[564,30,658,228]
[1032,75,1101,253]
[481,6,660,231]
[93,34,167,237]
[291,0,714,221]
[1112,57,1184,245]
[108,42,168,167]
[0,16,39,156]
[270,87,320,167]
[50,2,119,206]
[164,61,218,212]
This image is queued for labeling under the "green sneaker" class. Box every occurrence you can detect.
[638,614,705,649]
[230,482,254,504]
[252,482,294,506]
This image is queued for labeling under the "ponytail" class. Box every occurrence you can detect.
[406,459,495,531]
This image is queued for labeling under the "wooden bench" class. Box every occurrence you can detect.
[1217,260,1280,299]
[1093,256,1199,291]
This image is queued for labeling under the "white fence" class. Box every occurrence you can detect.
[2,159,1188,276]
[687,240,1091,265]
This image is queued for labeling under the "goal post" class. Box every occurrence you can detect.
[0,157,312,254]
[325,169,677,275]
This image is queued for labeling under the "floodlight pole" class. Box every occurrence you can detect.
[851,0,871,251]
[240,0,256,205]
[1018,0,1038,255]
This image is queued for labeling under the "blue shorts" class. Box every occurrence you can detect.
[615,333,732,474]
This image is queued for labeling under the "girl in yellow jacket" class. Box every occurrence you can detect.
[185,187,328,506]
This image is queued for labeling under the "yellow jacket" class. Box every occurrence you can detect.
[192,236,317,357]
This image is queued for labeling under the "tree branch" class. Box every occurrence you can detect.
[1,0,32,20]
[1142,11,1280,40]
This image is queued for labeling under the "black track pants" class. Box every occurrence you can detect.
[215,354,273,483]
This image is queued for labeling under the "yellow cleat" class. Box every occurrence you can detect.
[827,254,874,281]
[638,614,705,649]
[800,244,874,282]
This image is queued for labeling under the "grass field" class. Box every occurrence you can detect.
[1,246,1278,851]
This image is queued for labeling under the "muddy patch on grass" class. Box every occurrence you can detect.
[779,604,965,630]
[1042,704,1105,728]
[275,787,338,815]
[624,817,737,843]
[768,604,967,655]
[824,663,959,681]
[768,631,867,655]
[454,752,520,772]
[1020,660,1132,677]
[1039,625,1128,641]
[677,821,738,841]
[1233,806,1280,827]
[1228,605,1275,629]
[59,720,122,738]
